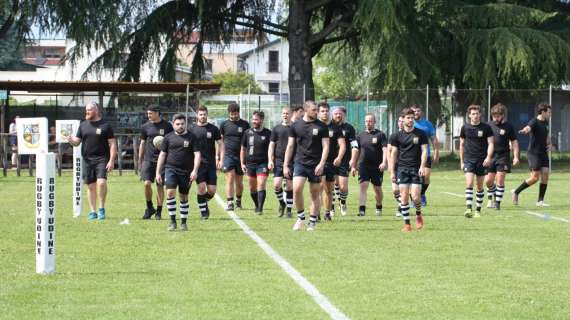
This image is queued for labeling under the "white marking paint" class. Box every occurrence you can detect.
[214,194,350,320]
[524,211,569,223]
[443,191,464,198]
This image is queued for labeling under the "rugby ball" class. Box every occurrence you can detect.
[153,136,164,149]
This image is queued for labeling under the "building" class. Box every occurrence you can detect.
[237,38,288,95]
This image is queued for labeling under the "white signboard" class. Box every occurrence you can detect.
[55,120,80,143]
[73,146,83,217]
[36,153,56,274]
[16,117,48,154]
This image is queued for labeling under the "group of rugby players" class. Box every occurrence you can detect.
[136,100,552,232]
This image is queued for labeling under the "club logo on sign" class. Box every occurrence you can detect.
[60,124,74,139]
[23,124,41,148]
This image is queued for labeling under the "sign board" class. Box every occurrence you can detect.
[36,153,56,274]
[55,120,80,143]
[16,117,48,154]
[0,90,7,100]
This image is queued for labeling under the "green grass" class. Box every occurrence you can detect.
[1,168,569,319]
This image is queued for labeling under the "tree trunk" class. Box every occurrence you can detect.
[288,0,314,107]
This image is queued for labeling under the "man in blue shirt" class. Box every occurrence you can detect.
[411,105,440,206]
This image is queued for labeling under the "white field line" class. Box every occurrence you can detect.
[442,192,568,223]
[213,194,350,320]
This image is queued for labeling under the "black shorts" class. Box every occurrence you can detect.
[527,152,549,171]
[273,160,292,179]
[359,165,383,186]
[164,167,191,194]
[222,154,244,175]
[487,154,511,173]
[141,161,165,183]
[197,163,217,185]
[463,159,486,176]
[83,159,107,184]
[323,163,338,182]
[426,156,433,169]
[397,167,422,185]
[337,164,349,177]
[246,163,269,177]
[9,135,17,146]
[293,163,321,183]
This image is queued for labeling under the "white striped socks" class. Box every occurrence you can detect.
[465,188,473,209]
[476,190,484,211]
[495,185,505,203]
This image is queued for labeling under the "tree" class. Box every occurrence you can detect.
[212,71,262,94]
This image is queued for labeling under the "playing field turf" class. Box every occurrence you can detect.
[1,167,569,319]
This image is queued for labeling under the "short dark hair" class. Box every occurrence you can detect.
[292,106,304,113]
[467,104,481,114]
[228,103,240,113]
[400,108,415,117]
[318,102,330,110]
[172,113,186,122]
[536,102,551,115]
[410,104,421,111]
[491,103,506,116]
[147,104,160,113]
[252,110,265,119]
[196,105,208,113]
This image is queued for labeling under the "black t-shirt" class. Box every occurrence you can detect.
[241,128,271,164]
[340,122,356,166]
[289,119,328,167]
[270,124,291,163]
[357,129,388,167]
[76,119,115,161]
[220,119,250,157]
[527,117,549,155]
[326,122,345,164]
[161,131,198,174]
[389,128,428,169]
[189,123,221,165]
[140,120,174,163]
[489,121,517,155]
[460,122,494,162]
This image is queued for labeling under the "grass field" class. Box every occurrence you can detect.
[1,168,569,319]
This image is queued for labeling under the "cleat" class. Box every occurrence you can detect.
[495,202,501,210]
[473,211,481,218]
[180,223,188,231]
[340,204,347,216]
[142,207,156,220]
[235,199,242,209]
[511,190,519,205]
[375,209,383,216]
[226,203,235,211]
[255,209,263,215]
[357,211,365,217]
[536,201,550,207]
[293,219,305,231]
[402,224,412,233]
[278,203,286,217]
[155,212,162,220]
[464,209,473,218]
[200,210,210,220]
[421,194,427,207]
[87,212,98,220]
[486,200,496,209]
[167,223,177,231]
[307,220,316,231]
[97,208,106,220]
[286,210,292,218]
[324,213,332,221]
[416,215,424,230]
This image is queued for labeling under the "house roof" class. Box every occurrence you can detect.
[238,38,283,58]
[0,80,220,93]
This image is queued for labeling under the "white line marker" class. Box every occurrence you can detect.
[443,191,464,198]
[524,211,569,223]
[214,194,350,320]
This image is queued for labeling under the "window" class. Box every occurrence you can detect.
[268,82,279,93]
[268,50,279,73]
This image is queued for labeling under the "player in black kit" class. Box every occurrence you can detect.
[318,102,346,221]
[389,108,428,232]
[67,102,117,221]
[512,102,552,207]
[284,101,330,231]
[240,111,272,214]
[459,105,494,218]
[139,105,173,220]
[189,106,222,219]
[353,113,388,217]
[484,103,519,210]
[220,103,250,211]
[333,107,358,216]
[268,107,293,217]
[156,114,201,231]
